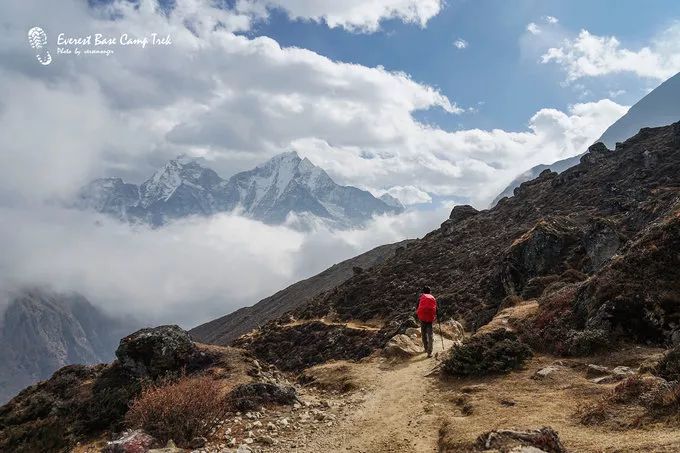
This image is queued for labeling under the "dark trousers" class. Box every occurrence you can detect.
[421,322,433,355]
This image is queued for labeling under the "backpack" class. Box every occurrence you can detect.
[416,293,437,323]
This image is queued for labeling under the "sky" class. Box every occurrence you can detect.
[0,0,679,327]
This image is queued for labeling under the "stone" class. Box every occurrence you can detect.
[229,382,299,411]
[405,327,421,338]
[277,417,289,427]
[236,446,253,453]
[440,319,465,342]
[585,364,610,378]
[256,435,275,445]
[612,366,635,376]
[382,334,422,359]
[532,365,567,380]
[475,427,566,453]
[189,437,206,449]
[115,325,196,378]
[103,430,158,453]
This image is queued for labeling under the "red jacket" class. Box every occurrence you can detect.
[416,293,437,323]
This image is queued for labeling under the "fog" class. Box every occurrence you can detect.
[0,204,450,328]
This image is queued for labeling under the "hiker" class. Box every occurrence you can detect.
[416,286,437,358]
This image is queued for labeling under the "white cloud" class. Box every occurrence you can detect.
[0,0,631,326]
[237,0,443,33]
[453,38,468,49]
[383,186,432,205]
[527,22,541,35]
[541,22,680,81]
[0,204,449,327]
[544,15,559,24]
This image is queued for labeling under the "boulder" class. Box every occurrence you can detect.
[531,365,567,381]
[589,365,635,384]
[382,334,422,358]
[585,364,610,378]
[449,205,479,223]
[115,325,196,378]
[405,327,421,338]
[475,427,566,453]
[102,430,158,453]
[440,319,465,342]
[440,205,479,233]
[229,382,299,411]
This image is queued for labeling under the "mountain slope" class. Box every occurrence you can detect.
[0,289,135,404]
[75,152,402,228]
[599,72,680,147]
[492,71,680,206]
[190,239,413,345]
[237,122,680,370]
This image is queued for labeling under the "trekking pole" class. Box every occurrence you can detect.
[437,316,445,351]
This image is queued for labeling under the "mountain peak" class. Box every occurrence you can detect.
[75,151,402,228]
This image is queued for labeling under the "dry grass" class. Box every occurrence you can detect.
[436,348,680,452]
[125,375,229,446]
[299,360,371,393]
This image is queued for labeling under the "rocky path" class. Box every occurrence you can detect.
[297,334,454,453]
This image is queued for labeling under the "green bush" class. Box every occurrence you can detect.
[442,329,532,376]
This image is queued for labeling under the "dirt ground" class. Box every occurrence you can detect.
[74,337,680,453]
[285,342,680,453]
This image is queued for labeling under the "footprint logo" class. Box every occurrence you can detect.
[27,27,52,66]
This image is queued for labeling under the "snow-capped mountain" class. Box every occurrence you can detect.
[75,152,403,228]
[492,71,680,206]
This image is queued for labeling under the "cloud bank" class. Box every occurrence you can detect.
[237,0,443,33]
[0,205,450,327]
[542,22,680,82]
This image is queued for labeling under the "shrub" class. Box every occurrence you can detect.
[442,329,532,376]
[655,346,680,382]
[125,375,229,446]
[563,328,609,356]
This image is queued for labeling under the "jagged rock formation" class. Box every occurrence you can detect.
[240,123,680,370]
[0,288,134,404]
[190,240,412,345]
[492,71,680,207]
[75,152,403,228]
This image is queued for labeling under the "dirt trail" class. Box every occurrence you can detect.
[298,334,454,453]
[282,318,383,331]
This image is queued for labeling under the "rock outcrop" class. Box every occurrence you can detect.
[116,325,197,378]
